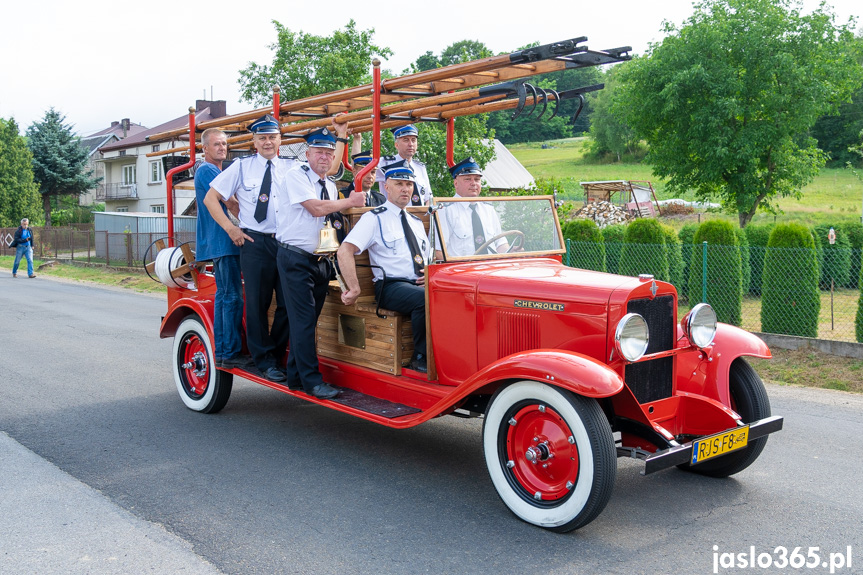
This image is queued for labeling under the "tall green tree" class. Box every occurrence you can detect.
[238,20,393,106]
[616,0,863,227]
[0,118,41,227]
[27,109,100,227]
[587,63,639,160]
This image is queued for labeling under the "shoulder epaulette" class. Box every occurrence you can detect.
[371,206,387,214]
[382,154,396,161]
[300,164,310,171]
[236,154,255,161]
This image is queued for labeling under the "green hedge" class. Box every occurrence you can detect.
[813,225,851,289]
[662,224,684,294]
[678,224,698,302]
[838,222,863,289]
[761,223,820,338]
[563,219,605,272]
[620,219,669,281]
[744,224,774,295]
[602,225,627,274]
[689,220,742,326]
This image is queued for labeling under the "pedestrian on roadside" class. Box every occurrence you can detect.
[12,218,36,278]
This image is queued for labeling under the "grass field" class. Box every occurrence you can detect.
[509,138,863,229]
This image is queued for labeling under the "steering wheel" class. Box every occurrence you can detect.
[474,230,525,255]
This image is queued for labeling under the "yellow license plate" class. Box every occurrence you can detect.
[691,426,749,464]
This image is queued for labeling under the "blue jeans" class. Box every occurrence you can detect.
[13,245,34,276]
[212,255,243,360]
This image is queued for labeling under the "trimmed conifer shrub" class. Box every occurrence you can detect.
[678,224,698,301]
[661,224,684,294]
[761,223,820,338]
[563,219,605,272]
[814,224,851,289]
[744,224,774,295]
[602,224,627,274]
[838,222,863,289]
[620,219,669,281]
[689,220,742,325]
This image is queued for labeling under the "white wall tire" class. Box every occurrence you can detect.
[482,381,616,532]
[172,316,232,414]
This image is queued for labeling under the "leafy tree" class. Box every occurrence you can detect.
[0,118,41,227]
[620,219,669,281]
[689,220,742,325]
[812,34,863,168]
[762,223,820,337]
[26,109,101,227]
[563,219,605,271]
[587,63,639,160]
[616,0,863,227]
[238,20,393,106]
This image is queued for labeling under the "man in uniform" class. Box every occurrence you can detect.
[275,128,365,399]
[434,157,510,259]
[204,114,289,382]
[196,128,245,368]
[341,141,386,207]
[375,124,432,206]
[338,166,430,373]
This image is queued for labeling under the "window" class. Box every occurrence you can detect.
[150,205,165,214]
[116,207,129,212]
[149,160,162,184]
[122,164,136,185]
[152,144,160,153]
[119,150,126,157]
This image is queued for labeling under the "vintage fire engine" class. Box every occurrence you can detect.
[148,37,783,532]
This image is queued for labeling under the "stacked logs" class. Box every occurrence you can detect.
[571,201,633,228]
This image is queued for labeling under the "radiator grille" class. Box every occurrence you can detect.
[624,295,675,403]
[497,310,540,358]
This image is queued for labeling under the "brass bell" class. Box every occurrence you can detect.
[315,220,341,254]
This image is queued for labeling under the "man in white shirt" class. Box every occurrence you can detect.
[275,128,365,398]
[337,166,430,373]
[434,157,509,259]
[375,124,432,206]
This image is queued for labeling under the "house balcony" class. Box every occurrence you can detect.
[97,183,138,200]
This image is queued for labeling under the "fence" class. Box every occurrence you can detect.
[566,239,863,343]
[1,227,194,268]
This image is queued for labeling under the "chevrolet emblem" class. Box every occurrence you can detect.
[650,280,658,298]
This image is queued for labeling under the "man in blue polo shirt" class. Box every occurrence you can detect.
[195,128,245,369]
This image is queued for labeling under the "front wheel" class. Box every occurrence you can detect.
[482,381,616,532]
[679,358,771,477]
[172,316,232,414]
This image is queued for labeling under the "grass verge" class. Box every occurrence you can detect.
[0,255,166,294]
[749,348,863,394]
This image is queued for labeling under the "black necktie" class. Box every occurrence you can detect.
[253,160,272,223]
[401,210,424,276]
[470,203,487,253]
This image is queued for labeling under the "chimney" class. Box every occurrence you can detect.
[111,121,119,127]
[121,118,130,138]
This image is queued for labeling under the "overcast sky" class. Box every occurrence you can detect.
[1,0,859,136]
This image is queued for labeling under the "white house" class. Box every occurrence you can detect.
[96,101,228,214]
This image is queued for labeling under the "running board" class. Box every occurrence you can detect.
[616,416,784,475]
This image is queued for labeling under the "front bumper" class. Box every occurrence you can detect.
[616,415,784,475]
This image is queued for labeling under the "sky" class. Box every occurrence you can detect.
[1,0,860,137]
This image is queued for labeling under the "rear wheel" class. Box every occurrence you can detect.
[681,358,771,477]
[482,381,616,532]
[172,316,232,414]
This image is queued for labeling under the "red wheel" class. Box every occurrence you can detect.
[483,381,616,532]
[172,317,232,413]
[505,404,580,502]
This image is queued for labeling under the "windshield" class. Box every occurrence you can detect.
[431,195,564,262]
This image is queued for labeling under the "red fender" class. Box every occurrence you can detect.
[159,298,214,342]
[459,349,625,399]
[676,323,771,406]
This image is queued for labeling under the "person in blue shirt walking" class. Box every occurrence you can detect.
[195,128,245,369]
[12,218,36,278]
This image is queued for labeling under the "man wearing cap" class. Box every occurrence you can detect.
[196,128,246,369]
[342,139,386,207]
[375,124,432,206]
[204,113,290,382]
[337,165,430,373]
[434,157,509,259]
[275,128,366,399]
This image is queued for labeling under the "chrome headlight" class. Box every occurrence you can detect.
[683,303,717,348]
[614,313,649,362]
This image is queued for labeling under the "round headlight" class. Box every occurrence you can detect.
[614,313,649,362]
[683,303,717,348]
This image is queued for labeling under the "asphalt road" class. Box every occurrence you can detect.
[2,274,862,575]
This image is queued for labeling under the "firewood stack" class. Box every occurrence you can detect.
[572,201,633,228]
